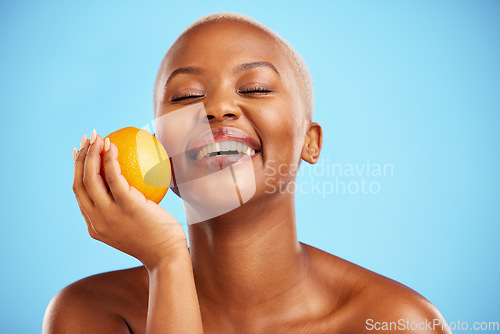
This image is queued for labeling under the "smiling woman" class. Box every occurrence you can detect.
[43,12,451,334]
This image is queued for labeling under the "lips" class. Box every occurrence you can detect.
[187,127,261,169]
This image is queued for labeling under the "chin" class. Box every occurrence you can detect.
[176,157,257,224]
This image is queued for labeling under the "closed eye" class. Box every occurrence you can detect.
[239,87,273,94]
[170,93,205,102]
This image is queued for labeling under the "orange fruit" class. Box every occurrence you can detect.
[101,127,171,204]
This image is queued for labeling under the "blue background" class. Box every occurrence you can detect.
[1,1,499,332]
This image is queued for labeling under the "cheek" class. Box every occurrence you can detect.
[259,100,305,162]
[254,100,305,191]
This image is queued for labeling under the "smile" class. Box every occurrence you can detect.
[195,140,256,161]
[187,127,261,169]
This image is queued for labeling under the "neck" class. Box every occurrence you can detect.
[188,194,309,316]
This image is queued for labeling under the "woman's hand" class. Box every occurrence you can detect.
[72,131,204,333]
[72,131,187,270]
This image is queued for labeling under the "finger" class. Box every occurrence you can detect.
[73,135,94,209]
[83,133,114,208]
[103,140,135,206]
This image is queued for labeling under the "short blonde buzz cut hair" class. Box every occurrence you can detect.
[154,12,314,121]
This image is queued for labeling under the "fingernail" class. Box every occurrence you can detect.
[90,129,97,144]
[105,137,110,152]
[80,134,87,149]
[73,147,78,161]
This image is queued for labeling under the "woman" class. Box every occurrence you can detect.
[43,13,450,333]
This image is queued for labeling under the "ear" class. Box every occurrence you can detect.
[301,122,323,164]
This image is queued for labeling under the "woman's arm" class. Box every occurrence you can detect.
[45,132,204,333]
[146,247,203,333]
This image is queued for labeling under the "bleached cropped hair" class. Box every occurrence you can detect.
[154,12,314,121]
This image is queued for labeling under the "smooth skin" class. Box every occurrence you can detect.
[43,20,451,334]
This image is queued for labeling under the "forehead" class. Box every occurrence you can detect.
[161,20,296,83]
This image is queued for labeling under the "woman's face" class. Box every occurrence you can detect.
[155,20,310,217]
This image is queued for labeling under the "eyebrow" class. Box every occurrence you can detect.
[164,61,281,88]
[234,61,281,77]
[165,66,203,87]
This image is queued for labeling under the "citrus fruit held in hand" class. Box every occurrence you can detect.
[101,127,171,204]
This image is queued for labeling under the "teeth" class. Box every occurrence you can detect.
[195,140,257,160]
[220,141,229,151]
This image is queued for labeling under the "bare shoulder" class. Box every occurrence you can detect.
[302,243,451,334]
[350,275,451,334]
[42,266,149,334]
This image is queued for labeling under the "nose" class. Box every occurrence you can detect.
[202,89,241,121]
